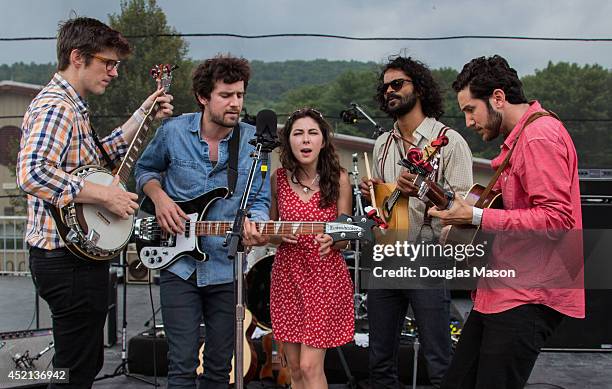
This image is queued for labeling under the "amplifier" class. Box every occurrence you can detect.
[0,329,53,388]
[578,168,612,198]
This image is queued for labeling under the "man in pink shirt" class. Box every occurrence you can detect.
[429,55,584,389]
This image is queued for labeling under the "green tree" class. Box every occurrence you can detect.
[270,68,385,136]
[0,62,55,85]
[89,0,195,136]
[523,62,612,167]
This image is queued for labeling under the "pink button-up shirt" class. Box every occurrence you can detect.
[477,101,584,318]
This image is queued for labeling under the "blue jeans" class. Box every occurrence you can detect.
[160,271,234,389]
[368,288,452,388]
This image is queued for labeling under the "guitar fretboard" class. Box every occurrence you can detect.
[192,221,328,236]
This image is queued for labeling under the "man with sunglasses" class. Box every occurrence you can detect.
[17,17,173,388]
[360,56,473,388]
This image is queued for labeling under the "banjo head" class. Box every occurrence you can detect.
[74,167,134,252]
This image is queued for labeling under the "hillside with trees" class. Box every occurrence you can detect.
[2,0,611,168]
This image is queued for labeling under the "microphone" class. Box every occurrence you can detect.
[340,108,359,124]
[252,109,279,174]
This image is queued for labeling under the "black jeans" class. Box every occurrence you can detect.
[160,270,235,389]
[28,247,109,389]
[441,304,564,389]
[368,288,452,389]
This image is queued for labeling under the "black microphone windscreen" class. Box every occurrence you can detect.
[256,109,277,138]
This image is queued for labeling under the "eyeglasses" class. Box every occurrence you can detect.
[381,78,412,92]
[91,54,121,71]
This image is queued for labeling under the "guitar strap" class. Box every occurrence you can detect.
[90,124,117,171]
[475,109,559,208]
[226,123,241,197]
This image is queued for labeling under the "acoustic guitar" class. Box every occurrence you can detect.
[374,183,409,231]
[260,333,291,386]
[410,172,503,245]
[372,130,450,232]
[196,308,258,384]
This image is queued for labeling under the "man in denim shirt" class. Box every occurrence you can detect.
[134,55,270,388]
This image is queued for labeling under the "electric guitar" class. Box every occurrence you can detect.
[134,187,376,270]
[46,64,176,261]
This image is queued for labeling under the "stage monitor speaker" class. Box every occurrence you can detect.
[578,168,612,197]
[323,339,430,385]
[104,270,118,347]
[126,247,150,284]
[0,329,54,388]
[543,197,612,350]
[128,331,170,376]
[127,326,204,377]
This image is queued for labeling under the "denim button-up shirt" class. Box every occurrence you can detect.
[134,112,271,286]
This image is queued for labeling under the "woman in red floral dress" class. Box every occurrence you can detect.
[268,108,353,388]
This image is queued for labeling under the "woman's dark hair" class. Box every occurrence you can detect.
[57,17,131,71]
[375,55,444,119]
[192,54,250,110]
[452,55,528,104]
[279,108,344,209]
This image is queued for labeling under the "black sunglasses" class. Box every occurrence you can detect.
[381,78,412,92]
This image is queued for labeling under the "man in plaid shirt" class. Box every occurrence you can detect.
[16,17,173,388]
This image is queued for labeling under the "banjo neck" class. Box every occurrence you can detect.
[115,102,160,185]
[115,64,176,185]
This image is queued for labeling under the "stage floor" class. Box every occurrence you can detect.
[1,275,611,388]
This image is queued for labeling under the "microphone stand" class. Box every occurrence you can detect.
[225,137,277,389]
[348,154,365,320]
[350,103,386,137]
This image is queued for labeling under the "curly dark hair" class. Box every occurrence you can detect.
[279,108,344,209]
[375,55,444,119]
[452,55,527,104]
[192,54,250,110]
[57,17,131,71]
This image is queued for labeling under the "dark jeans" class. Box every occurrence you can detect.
[368,288,452,389]
[441,304,564,389]
[160,270,235,389]
[28,247,109,389]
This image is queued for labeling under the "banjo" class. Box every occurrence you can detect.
[46,64,176,261]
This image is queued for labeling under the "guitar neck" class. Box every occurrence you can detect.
[116,103,160,184]
[414,175,453,210]
[194,221,328,236]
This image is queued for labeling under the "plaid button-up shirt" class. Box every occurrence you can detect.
[17,73,128,249]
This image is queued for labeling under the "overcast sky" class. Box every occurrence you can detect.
[2,0,612,75]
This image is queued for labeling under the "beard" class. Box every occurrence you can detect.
[385,91,418,117]
[482,101,503,141]
[209,110,240,128]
